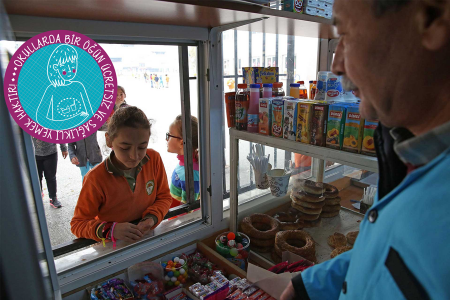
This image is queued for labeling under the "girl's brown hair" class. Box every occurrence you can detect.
[107,106,151,140]
[117,85,126,94]
[173,115,199,159]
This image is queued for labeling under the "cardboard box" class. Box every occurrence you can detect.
[326,104,347,149]
[361,119,378,156]
[343,105,365,153]
[296,101,313,144]
[246,251,314,299]
[305,6,317,15]
[242,67,279,85]
[283,99,299,140]
[259,98,272,135]
[310,103,329,147]
[271,99,285,138]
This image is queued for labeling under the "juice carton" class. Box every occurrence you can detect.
[259,98,272,135]
[342,105,365,153]
[361,119,378,156]
[296,101,313,144]
[283,99,299,140]
[271,99,285,138]
[310,103,329,147]
[326,104,347,149]
[242,67,279,85]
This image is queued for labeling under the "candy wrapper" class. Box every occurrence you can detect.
[90,278,134,300]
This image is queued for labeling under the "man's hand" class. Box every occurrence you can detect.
[280,281,296,300]
[62,151,68,159]
[71,157,80,165]
[137,218,155,235]
[112,223,143,242]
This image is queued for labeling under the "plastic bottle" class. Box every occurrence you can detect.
[290,83,300,98]
[309,80,314,99]
[259,83,264,98]
[325,73,343,101]
[311,81,317,100]
[272,82,285,97]
[235,84,249,131]
[315,71,329,100]
[298,81,308,99]
[248,84,260,133]
[263,83,273,98]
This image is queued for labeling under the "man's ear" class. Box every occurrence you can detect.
[417,0,450,50]
[53,64,59,71]
[105,132,112,148]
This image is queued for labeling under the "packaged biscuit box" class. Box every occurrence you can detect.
[271,99,284,138]
[259,98,272,135]
[283,99,299,140]
[243,67,279,85]
[326,104,347,149]
[310,103,329,147]
[361,119,378,156]
[296,101,313,144]
[342,105,365,153]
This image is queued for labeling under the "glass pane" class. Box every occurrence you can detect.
[223,30,235,76]
[5,40,203,260]
[278,34,288,74]
[265,33,276,67]
[251,32,263,67]
[294,36,319,84]
[237,31,249,75]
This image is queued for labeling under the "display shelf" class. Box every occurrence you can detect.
[230,128,379,173]
[5,0,334,38]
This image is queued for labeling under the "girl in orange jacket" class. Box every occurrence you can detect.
[71,107,172,246]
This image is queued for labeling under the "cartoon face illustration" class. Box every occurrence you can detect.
[47,44,79,86]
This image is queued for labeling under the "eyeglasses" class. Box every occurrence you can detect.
[166,132,182,141]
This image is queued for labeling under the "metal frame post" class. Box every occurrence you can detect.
[229,135,239,233]
[178,45,196,204]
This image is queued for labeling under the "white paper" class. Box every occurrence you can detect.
[352,202,361,209]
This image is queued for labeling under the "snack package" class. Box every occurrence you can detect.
[326,104,347,149]
[283,0,305,13]
[271,99,284,138]
[259,98,272,135]
[296,101,313,143]
[310,103,329,147]
[243,67,279,85]
[248,290,265,300]
[90,278,134,300]
[361,119,378,156]
[342,105,364,153]
[283,99,299,140]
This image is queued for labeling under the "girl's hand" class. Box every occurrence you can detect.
[71,157,80,165]
[137,218,155,235]
[112,223,143,242]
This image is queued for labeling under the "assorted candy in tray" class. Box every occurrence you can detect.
[89,278,134,300]
[186,251,227,285]
[161,255,189,289]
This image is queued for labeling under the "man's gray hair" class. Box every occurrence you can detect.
[374,0,412,16]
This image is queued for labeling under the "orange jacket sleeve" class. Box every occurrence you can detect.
[142,152,172,229]
[70,177,105,241]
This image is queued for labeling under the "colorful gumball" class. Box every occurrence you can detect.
[168,260,174,265]
[167,271,174,277]
[237,243,243,250]
[181,278,186,284]
[175,263,182,268]
[179,259,185,265]
[174,257,180,262]
[236,254,243,259]
[184,272,188,278]
[240,250,249,259]
[165,266,172,272]
[220,236,228,245]
[230,248,238,257]
[235,234,243,243]
[178,275,184,281]
[165,275,170,281]
[227,232,236,240]
[175,281,180,286]
[179,268,185,275]
[167,281,174,287]
[174,271,180,277]
[172,267,176,272]
[171,277,177,283]
[227,240,236,248]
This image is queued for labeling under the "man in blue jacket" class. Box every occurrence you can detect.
[281,0,450,299]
